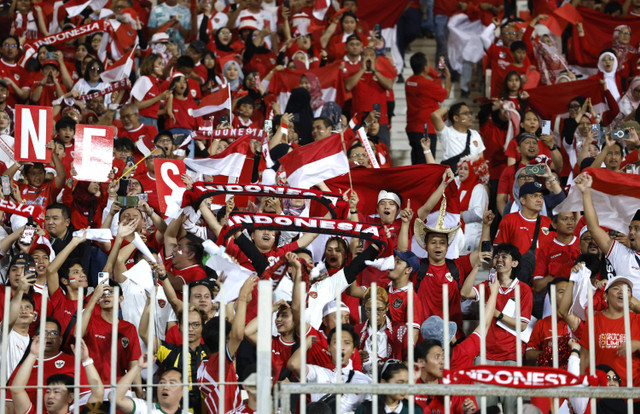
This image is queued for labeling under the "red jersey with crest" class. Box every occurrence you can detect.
[306,326,362,370]
[198,348,242,414]
[272,336,296,381]
[533,236,580,280]
[387,283,424,328]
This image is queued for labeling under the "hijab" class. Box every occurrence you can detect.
[285,88,314,145]
[618,76,640,117]
[597,51,621,101]
[215,28,234,52]
[612,25,636,72]
[222,59,244,92]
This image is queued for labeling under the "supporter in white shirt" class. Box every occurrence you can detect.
[288,324,372,414]
[234,0,278,49]
[4,292,35,379]
[431,102,485,162]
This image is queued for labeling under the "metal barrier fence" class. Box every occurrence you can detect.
[1,276,639,414]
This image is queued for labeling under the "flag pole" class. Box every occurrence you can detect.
[339,129,353,192]
[228,85,233,124]
[116,148,158,182]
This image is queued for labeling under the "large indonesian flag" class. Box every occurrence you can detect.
[268,62,346,111]
[279,133,350,189]
[356,0,410,28]
[192,85,231,118]
[101,45,136,83]
[184,133,252,177]
[569,7,640,66]
[554,168,640,234]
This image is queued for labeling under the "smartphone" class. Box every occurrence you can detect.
[19,224,36,246]
[524,164,545,176]
[230,3,238,11]
[374,24,382,39]
[612,129,630,140]
[481,240,492,253]
[291,113,299,123]
[626,164,635,174]
[97,272,109,285]
[437,55,446,72]
[1,175,11,196]
[591,123,601,140]
[125,156,135,168]
[136,193,148,202]
[117,196,139,207]
[609,229,619,238]
[489,268,497,284]
[264,119,273,134]
[424,122,429,138]
[219,115,229,125]
[541,120,551,135]
[283,0,290,8]
[373,103,381,114]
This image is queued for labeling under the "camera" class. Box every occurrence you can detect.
[612,129,630,140]
[524,164,546,176]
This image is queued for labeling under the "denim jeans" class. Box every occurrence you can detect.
[434,14,449,63]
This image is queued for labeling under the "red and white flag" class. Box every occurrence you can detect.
[101,45,137,83]
[183,134,252,177]
[192,85,231,118]
[526,78,607,122]
[279,133,349,189]
[65,0,109,17]
[268,63,346,112]
[554,167,640,234]
[313,0,332,21]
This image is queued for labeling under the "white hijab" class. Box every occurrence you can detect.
[598,52,621,101]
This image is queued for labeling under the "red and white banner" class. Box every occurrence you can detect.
[0,199,44,226]
[268,62,346,111]
[312,0,332,21]
[526,78,607,121]
[154,158,187,215]
[279,133,350,189]
[21,20,111,66]
[14,105,53,163]
[446,366,585,388]
[192,127,265,140]
[78,79,129,101]
[569,7,640,66]
[356,128,379,169]
[357,0,410,28]
[183,134,252,177]
[101,45,137,83]
[65,0,109,17]
[192,85,231,118]
[73,125,114,182]
[554,167,640,234]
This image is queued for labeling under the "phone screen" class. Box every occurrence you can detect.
[541,120,551,135]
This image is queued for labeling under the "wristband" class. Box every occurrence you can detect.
[350,210,358,214]
[549,145,559,151]
[570,349,580,356]
[423,150,431,154]
[158,274,168,281]
[497,312,504,321]
[82,358,94,367]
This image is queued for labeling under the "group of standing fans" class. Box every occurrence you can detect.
[1,0,640,414]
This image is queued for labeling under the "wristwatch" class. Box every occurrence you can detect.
[549,145,559,151]
[496,312,504,321]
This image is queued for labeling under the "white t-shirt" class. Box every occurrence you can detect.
[120,278,177,352]
[5,329,30,378]
[606,240,640,300]
[71,79,112,106]
[129,398,169,414]
[306,268,349,330]
[307,361,371,413]
[235,8,277,48]
[437,125,485,161]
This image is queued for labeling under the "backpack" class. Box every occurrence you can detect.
[414,258,461,292]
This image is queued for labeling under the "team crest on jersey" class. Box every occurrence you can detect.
[445,272,453,282]
[392,298,402,309]
[542,227,549,235]
[158,299,167,308]
[191,89,196,98]
[121,337,129,348]
[499,51,506,59]
[14,74,19,81]
[55,360,65,369]
[309,291,317,299]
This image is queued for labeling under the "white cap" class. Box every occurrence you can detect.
[151,32,169,43]
[604,276,634,292]
[322,300,350,318]
[377,190,401,208]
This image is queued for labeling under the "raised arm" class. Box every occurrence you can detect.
[557,267,583,332]
[153,262,183,316]
[74,339,105,404]
[113,242,137,284]
[430,107,448,132]
[229,275,258,356]
[46,232,87,295]
[7,274,31,331]
[574,173,613,254]
[12,337,42,414]
[417,169,454,220]
[476,276,500,333]
[81,284,107,337]
[103,219,138,275]
[287,335,315,378]
[396,200,414,252]
[138,293,161,353]
[116,355,147,413]
[460,263,482,300]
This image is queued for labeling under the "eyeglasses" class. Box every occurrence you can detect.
[44,330,60,337]
[503,31,517,36]
[188,322,202,329]
[458,111,473,116]
[607,375,621,383]
[601,57,615,62]
[580,236,593,242]
[350,153,367,159]
[620,31,631,35]
[3,43,18,48]
[568,103,581,109]
[89,66,101,71]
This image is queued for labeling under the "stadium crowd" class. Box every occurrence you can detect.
[1,0,640,413]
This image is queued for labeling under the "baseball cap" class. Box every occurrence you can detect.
[604,275,633,292]
[346,34,361,44]
[9,253,36,271]
[519,181,548,198]
[394,249,420,272]
[322,300,350,318]
[516,132,538,144]
[420,315,457,345]
[42,59,59,69]
[151,32,170,43]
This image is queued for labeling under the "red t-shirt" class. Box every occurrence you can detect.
[533,237,580,281]
[49,288,82,332]
[504,139,552,164]
[17,181,59,208]
[307,326,362,370]
[414,255,473,335]
[526,316,571,354]
[165,96,198,130]
[164,257,208,285]
[494,211,555,257]
[479,118,509,180]
[580,312,640,387]
[0,58,28,108]
[351,72,389,125]
[85,314,142,381]
[114,122,158,146]
[272,335,296,381]
[474,279,533,361]
[133,171,160,212]
[198,350,243,414]
[387,284,424,328]
[405,73,448,134]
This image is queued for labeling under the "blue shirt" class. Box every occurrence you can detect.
[148,3,191,45]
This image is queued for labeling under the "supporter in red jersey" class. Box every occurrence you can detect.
[461,243,532,413]
[533,213,580,294]
[196,276,257,414]
[114,103,159,154]
[0,35,29,106]
[163,217,208,291]
[405,52,451,162]
[131,53,171,128]
[133,149,164,211]
[82,280,142,382]
[29,59,66,107]
[165,73,198,131]
[10,335,104,414]
[386,250,423,332]
[232,96,260,129]
[494,182,555,273]
[6,318,91,409]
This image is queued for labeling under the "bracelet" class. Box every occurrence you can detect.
[570,349,581,356]
[350,210,358,214]
[496,312,504,321]
[82,358,94,367]
[549,145,559,151]
[423,150,431,154]
[158,274,168,281]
